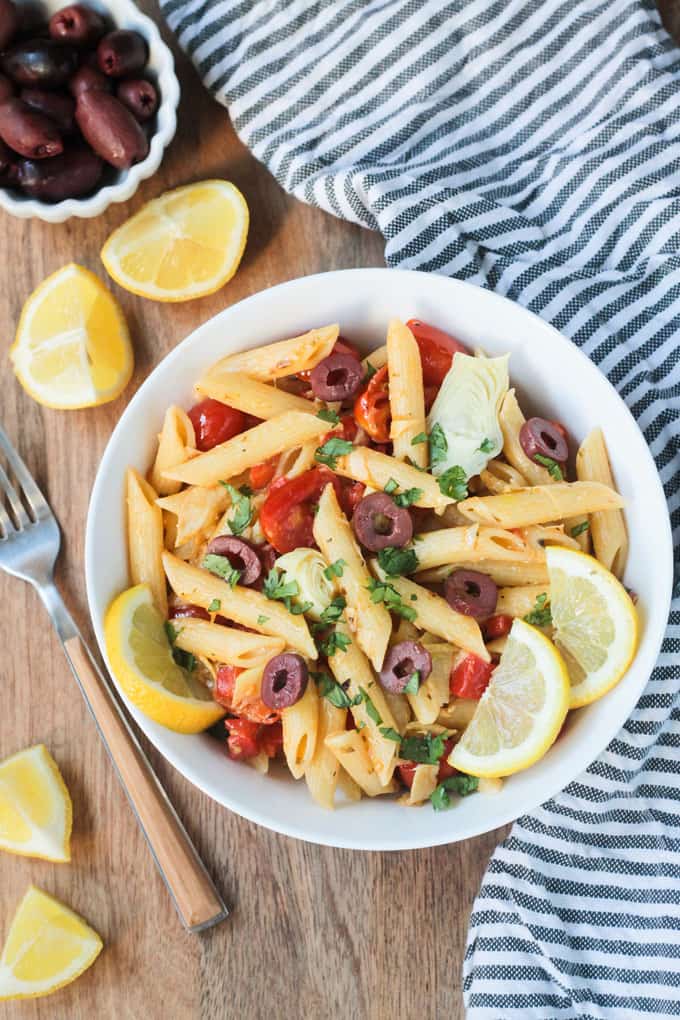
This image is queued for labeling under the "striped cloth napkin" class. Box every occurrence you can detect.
[160,0,680,1014]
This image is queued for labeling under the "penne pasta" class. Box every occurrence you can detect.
[480,458,528,495]
[436,696,478,730]
[157,485,228,547]
[416,559,551,586]
[496,584,550,619]
[387,319,427,468]
[576,427,628,578]
[519,524,580,552]
[172,618,285,669]
[126,468,167,617]
[499,390,554,486]
[333,446,453,512]
[382,690,412,733]
[162,552,317,659]
[406,643,453,724]
[409,524,542,572]
[324,729,397,797]
[337,767,362,802]
[149,406,196,496]
[305,697,346,809]
[205,325,339,381]
[162,411,329,487]
[196,370,317,419]
[458,481,624,529]
[362,345,387,372]
[282,680,319,780]
[399,764,439,806]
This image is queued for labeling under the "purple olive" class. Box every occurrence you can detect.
[206,535,261,587]
[0,98,62,158]
[261,653,308,710]
[519,417,568,464]
[75,90,148,168]
[379,640,432,694]
[97,30,148,78]
[0,0,18,50]
[309,352,364,402]
[0,136,17,183]
[18,145,102,200]
[69,63,111,97]
[0,73,14,103]
[49,4,106,45]
[116,77,157,122]
[352,492,413,551]
[445,569,498,620]
[21,88,75,133]
[2,39,79,88]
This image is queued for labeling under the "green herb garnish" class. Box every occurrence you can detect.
[534,454,563,481]
[163,621,195,672]
[437,465,468,501]
[399,732,445,765]
[364,361,377,380]
[220,482,253,536]
[403,671,420,695]
[317,628,351,657]
[394,487,423,508]
[312,671,361,709]
[380,726,402,743]
[571,520,589,538]
[431,774,479,811]
[358,686,382,726]
[317,407,340,425]
[524,592,552,627]
[257,614,270,625]
[384,478,399,495]
[318,596,347,626]
[202,554,241,587]
[314,437,353,469]
[207,599,221,613]
[478,438,495,454]
[262,568,309,613]
[429,423,448,467]
[366,578,417,622]
[411,432,428,446]
[376,546,419,577]
[324,558,347,580]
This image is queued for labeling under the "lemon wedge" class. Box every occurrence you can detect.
[0,745,72,863]
[546,546,638,708]
[9,264,133,409]
[0,886,102,1001]
[105,584,225,733]
[100,180,249,302]
[449,618,570,778]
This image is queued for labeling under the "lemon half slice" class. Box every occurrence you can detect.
[9,264,133,409]
[0,745,72,863]
[449,619,570,778]
[0,886,102,1001]
[101,180,249,302]
[104,584,225,733]
[546,546,638,708]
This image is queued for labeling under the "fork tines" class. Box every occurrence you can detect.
[0,422,51,537]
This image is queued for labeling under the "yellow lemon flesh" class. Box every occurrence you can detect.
[104,584,225,733]
[0,886,102,1001]
[101,180,249,302]
[0,745,72,863]
[9,264,132,409]
[449,618,570,778]
[546,546,638,708]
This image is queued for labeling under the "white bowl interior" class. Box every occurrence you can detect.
[86,269,673,850]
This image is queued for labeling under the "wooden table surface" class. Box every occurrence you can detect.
[0,4,568,1019]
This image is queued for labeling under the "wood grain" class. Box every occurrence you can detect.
[0,4,521,1019]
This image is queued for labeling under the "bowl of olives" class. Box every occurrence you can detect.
[0,0,179,221]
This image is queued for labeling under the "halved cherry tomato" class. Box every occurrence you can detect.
[406,319,469,389]
[215,665,278,724]
[322,414,358,444]
[297,337,361,382]
[354,365,390,442]
[168,602,210,622]
[343,480,366,516]
[259,467,343,553]
[484,614,513,640]
[398,736,457,788]
[450,654,494,700]
[214,664,242,708]
[249,457,277,490]
[260,720,283,758]
[225,718,262,760]
[188,398,247,452]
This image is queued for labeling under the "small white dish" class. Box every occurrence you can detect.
[0,0,179,222]
[86,269,673,851]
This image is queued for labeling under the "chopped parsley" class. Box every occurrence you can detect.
[311,671,361,709]
[399,732,445,765]
[411,432,428,446]
[429,423,448,467]
[364,361,377,381]
[380,726,402,743]
[366,578,417,622]
[358,686,382,725]
[403,671,420,695]
[257,614,270,625]
[220,482,253,536]
[431,774,479,811]
[376,546,419,577]
[394,487,423,508]
[405,456,427,472]
[384,477,399,495]
[438,465,468,501]
[207,599,221,613]
[534,453,564,481]
[163,621,196,672]
[202,554,241,587]
[317,407,340,425]
[571,520,590,538]
[524,592,552,628]
[314,437,353,469]
[318,596,347,626]
[316,628,351,657]
[262,568,310,614]
[324,558,346,580]
[478,438,495,454]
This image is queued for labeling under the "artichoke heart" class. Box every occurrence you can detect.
[275,548,334,620]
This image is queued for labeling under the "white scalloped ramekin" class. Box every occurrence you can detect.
[0,0,179,222]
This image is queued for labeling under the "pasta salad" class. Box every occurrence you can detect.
[108,318,638,812]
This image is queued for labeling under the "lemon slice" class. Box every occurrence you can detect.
[546,546,638,708]
[9,264,133,409]
[0,745,72,863]
[105,584,225,733]
[100,180,249,302]
[0,886,102,1001]
[449,619,570,778]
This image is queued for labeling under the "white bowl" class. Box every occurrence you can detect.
[86,269,673,851]
[0,0,179,222]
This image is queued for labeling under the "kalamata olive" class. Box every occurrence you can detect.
[21,88,75,133]
[519,417,568,464]
[0,0,18,50]
[0,136,17,184]
[0,98,62,158]
[2,39,78,88]
[69,63,111,96]
[75,90,148,168]
[18,145,102,200]
[97,30,148,77]
[379,640,432,694]
[352,492,413,551]
[0,73,14,102]
[261,652,308,710]
[116,77,157,121]
[309,352,364,402]
[49,4,106,45]
[445,569,498,620]
[206,535,262,587]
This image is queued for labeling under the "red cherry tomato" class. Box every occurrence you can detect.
[450,654,494,700]
[249,457,277,490]
[354,365,390,442]
[259,467,343,553]
[188,398,247,452]
[297,337,361,382]
[397,736,457,788]
[322,414,358,444]
[484,614,513,640]
[343,480,366,516]
[260,720,283,758]
[215,665,279,724]
[225,717,262,760]
[168,602,210,622]
[406,319,469,389]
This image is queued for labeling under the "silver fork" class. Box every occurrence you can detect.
[0,422,228,933]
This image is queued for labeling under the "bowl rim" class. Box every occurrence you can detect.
[0,0,180,222]
[85,268,674,850]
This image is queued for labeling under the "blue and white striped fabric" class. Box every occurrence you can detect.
[160,0,680,1013]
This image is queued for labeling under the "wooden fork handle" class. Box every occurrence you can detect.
[64,634,228,932]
